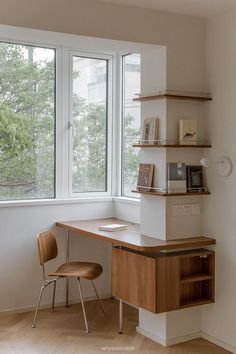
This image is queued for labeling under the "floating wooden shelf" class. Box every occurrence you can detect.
[133,93,212,102]
[132,189,210,197]
[133,143,212,148]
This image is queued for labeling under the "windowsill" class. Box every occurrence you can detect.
[0,196,113,208]
[0,196,140,208]
[113,196,140,206]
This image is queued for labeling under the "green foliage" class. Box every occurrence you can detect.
[122,113,140,196]
[72,95,107,192]
[0,42,55,200]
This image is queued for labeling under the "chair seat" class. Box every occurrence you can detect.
[48,262,103,280]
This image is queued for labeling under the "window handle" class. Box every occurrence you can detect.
[68,121,74,130]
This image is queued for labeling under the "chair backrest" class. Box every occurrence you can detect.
[37,231,58,266]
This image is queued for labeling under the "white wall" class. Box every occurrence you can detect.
[0,200,113,313]
[202,9,236,352]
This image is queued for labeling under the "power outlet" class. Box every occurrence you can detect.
[172,204,191,216]
[172,204,201,216]
[182,204,191,216]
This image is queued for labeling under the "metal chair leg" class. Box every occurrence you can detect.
[77,278,89,334]
[51,280,57,312]
[91,280,105,315]
[32,283,49,328]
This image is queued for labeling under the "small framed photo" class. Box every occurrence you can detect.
[179,119,197,145]
[137,163,155,192]
[186,165,204,192]
[142,117,159,144]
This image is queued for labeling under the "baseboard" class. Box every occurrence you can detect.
[136,326,166,346]
[166,332,202,346]
[0,293,111,317]
[201,332,236,354]
[137,326,236,352]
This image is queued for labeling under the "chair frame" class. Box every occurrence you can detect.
[32,232,105,332]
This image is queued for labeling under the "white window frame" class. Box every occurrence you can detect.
[68,50,113,198]
[0,25,162,206]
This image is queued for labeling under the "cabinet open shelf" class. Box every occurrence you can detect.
[179,250,215,308]
[180,274,213,284]
[180,298,214,309]
[132,189,210,197]
[133,92,212,102]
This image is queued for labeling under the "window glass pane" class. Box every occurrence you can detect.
[121,54,141,197]
[0,42,56,201]
[72,56,108,193]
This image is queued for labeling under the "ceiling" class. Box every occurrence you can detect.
[98,0,236,18]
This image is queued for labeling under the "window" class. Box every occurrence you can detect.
[0,27,150,203]
[70,55,109,194]
[121,54,141,197]
[0,42,56,201]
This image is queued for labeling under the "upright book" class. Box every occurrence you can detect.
[137,163,155,192]
[142,117,159,144]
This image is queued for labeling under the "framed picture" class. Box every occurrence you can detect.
[167,162,186,193]
[137,163,155,192]
[179,119,197,145]
[186,165,204,192]
[142,117,159,144]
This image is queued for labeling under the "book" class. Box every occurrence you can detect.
[99,224,127,232]
[142,117,159,144]
[179,119,197,145]
[137,163,155,192]
[167,163,186,193]
[186,165,204,192]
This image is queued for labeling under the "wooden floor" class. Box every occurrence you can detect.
[0,299,230,354]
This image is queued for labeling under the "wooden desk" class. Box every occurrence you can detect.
[56,218,216,333]
[56,218,216,252]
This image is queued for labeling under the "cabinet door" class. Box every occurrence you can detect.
[112,248,157,313]
[156,256,180,313]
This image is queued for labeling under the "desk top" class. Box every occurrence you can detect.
[56,218,216,252]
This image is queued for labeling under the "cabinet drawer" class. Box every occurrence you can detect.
[112,247,156,312]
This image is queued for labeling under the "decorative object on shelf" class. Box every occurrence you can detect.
[142,117,159,144]
[179,119,197,145]
[167,163,186,193]
[137,163,154,192]
[200,156,233,177]
[186,165,204,192]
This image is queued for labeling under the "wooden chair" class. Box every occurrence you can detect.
[32,231,105,333]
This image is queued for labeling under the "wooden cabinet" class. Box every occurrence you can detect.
[112,247,215,314]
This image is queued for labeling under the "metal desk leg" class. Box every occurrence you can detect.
[66,230,70,307]
[119,299,123,334]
